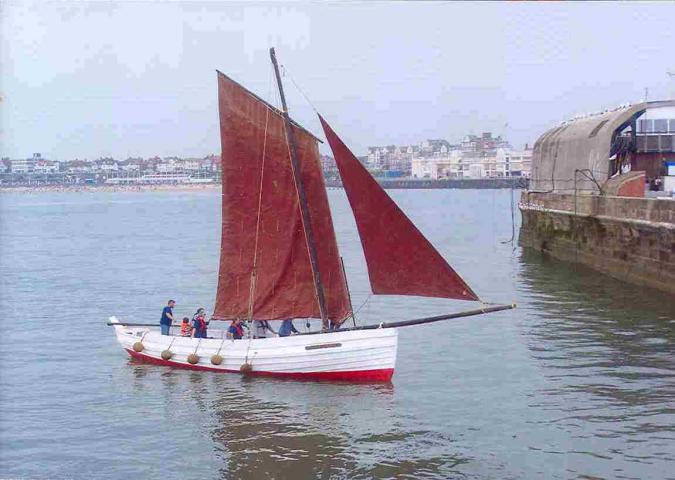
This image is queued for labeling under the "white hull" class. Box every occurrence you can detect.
[110,317,398,382]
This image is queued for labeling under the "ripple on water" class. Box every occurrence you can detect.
[1,190,674,480]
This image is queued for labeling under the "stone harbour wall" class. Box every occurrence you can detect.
[519,192,675,295]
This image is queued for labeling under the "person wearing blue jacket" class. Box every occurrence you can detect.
[278,319,299,337]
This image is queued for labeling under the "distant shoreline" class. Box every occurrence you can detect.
[0,183,222,194]
[1,176,529,193]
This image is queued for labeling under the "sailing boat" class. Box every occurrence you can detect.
[109,49,514,382]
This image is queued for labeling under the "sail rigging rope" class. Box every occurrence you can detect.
[285,67,319,114]
[244,66,274,364]
[245,66,274,323]
[353,294,373,317]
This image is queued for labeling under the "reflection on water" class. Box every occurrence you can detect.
[206,379,468,479]
[518,250,675,475]
[2,190,675,479]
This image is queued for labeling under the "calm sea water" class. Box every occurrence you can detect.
[1,188,674,480]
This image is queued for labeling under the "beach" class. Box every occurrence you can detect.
[0,182,222,194]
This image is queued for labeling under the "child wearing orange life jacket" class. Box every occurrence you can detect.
[179,317,192,337]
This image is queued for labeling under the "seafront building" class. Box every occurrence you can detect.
[411,147,532,179]
[519,100,675,295]
[2,130,529,186]
[367,131,531,180]
[0,154,221,186]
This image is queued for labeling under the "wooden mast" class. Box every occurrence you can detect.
[270,47,330,330]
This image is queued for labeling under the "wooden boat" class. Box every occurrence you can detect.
[109,48,514,382]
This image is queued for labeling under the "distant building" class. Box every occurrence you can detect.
[461,132,511,155]
[66,160,92,173]
[156,161,176,173]
[11,158,35,173]
[496,148,533,178]
[33,160,59,174]
[411,146,531,180]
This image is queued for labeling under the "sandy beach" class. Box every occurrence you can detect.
[0,183,222,194]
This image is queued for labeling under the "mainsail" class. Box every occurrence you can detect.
[319,116,479,302]
[212,72,351,322]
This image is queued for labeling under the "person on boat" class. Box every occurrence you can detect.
[191,308,208,339]
[160,300,176,336]
[179,317,192,337]
[252,319,276,338]
[227,318,245,340]
[278,319,299,337]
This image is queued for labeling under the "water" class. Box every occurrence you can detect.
[1,189,673,479]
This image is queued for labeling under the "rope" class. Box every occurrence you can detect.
[353,294,373,317]
[243,66,274,364]
[285,67,319,113]
[500,187,516,246]
[246,66,273,322]
[215,337,227,356]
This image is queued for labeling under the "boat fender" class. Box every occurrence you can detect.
[211,354,223,365]
[132,342,144,352]
[161,350,173,360]
[240,363,253,375]
[187,353,200,365]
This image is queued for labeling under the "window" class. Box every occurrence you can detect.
[654,119,668,133]
[638,119,653,133]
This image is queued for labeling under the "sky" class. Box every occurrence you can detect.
[1,1,674,161]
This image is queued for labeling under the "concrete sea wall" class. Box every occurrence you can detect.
[519,192,675,295]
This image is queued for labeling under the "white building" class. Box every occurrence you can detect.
[496,148,533,177]
[156,162,177,173]
[180,159,201,172]
[11,159,35,173]
[412,147,532,179]
[100,162,119,172]
[121,163,140,172]
[411,151,463,179]
[33,160,59,174]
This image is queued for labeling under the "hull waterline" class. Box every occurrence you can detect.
[111,317,397,383]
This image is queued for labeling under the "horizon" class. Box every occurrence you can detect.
[2,2,674,161]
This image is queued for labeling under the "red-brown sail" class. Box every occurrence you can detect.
[319,115,479,301]
[212,72,351,322]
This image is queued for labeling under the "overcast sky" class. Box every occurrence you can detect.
[1,1,674,160]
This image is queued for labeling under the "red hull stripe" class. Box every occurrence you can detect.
[124,349,394,383]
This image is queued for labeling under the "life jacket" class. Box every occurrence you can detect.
[230,322,244,339]
[193,314,207,333]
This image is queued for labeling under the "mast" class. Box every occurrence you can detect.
[270,47,330,329]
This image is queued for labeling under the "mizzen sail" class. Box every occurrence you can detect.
[213,73,351,322]
[319,115,479,302]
